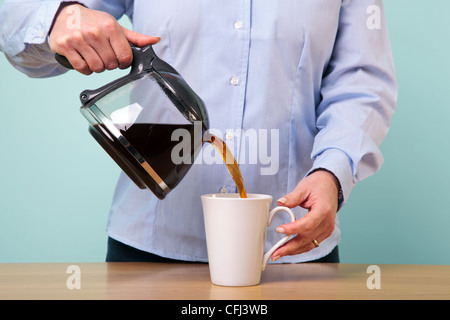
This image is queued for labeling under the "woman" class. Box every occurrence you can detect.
[0,0,397,263]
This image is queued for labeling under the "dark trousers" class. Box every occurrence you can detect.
[106,237,340,263]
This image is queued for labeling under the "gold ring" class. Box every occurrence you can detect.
[312,239,320,247]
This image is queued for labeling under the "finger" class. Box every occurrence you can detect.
[272,212,336,260]
[80,21,119,71]
[272,235,312,259]
[122,27,161,47]
[272,230,327,260]
[110,27,160,70]
[276,182,308,209]
[89,37,119,71]
[276,210,322,236]
[78,44,105,73]
[63,50,92,75]
[51,31,94,75]
[109,26,134,69]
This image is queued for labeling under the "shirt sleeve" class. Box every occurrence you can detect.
[309,0,398,206]
[0,0,131,78]
[0,0,65,77]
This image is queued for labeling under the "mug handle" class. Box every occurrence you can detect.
[261,206,296,271]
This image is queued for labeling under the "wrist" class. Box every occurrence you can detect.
[308,168,344,208]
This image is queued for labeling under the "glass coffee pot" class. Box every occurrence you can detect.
[56,45,209,199]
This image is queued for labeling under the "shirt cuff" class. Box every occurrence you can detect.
[23,1,63,45]
[308,148,355,209]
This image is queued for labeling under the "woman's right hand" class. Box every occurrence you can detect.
[49,3,160,75]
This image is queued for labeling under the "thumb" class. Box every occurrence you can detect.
[276,182,308,209]
[121,27,161,47]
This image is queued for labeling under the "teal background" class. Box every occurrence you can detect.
[1,0,449,264]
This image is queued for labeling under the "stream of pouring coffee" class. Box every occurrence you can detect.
[207,135,247,198]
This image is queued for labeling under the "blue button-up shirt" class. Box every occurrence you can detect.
[0,0,396,262]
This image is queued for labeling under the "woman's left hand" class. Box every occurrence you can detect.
[271,169,340,261]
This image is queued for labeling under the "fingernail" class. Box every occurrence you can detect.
[276,227,285,233]
[277,197,287,205]
[272,255,281,262]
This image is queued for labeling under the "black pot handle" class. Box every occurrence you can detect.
[54,44,156,75]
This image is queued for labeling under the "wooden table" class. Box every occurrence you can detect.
[1,263,449,300]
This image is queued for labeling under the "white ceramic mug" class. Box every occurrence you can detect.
[201,193,296,287]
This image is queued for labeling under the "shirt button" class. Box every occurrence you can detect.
[230,76,239,86]
[220,187,228,194]
[234,21,243,29]
[226,131,234,141]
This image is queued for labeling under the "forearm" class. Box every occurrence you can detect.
[0,0,131,77]
[311,0,397,205]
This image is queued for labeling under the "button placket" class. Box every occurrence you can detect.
[222,1,251,191]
